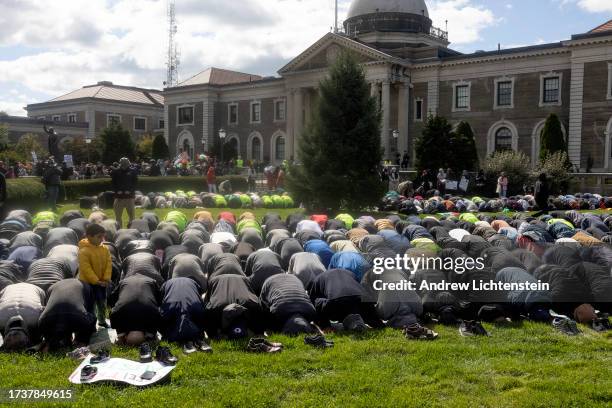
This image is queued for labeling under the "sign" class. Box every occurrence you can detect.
[459,177,469,192]
[31,151,38,163]
[69,357,174,387]
[64,155,74,168]
[445,180,458,191]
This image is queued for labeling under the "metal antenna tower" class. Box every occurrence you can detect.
[165,0,180,87]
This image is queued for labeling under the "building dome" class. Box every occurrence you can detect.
[347,0,429,19]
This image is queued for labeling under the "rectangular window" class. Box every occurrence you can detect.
[52,115,61,122]
[68,113,77,123]
[251,102,261,123]
[497,81,512,106]
[228,104,238,124]
[415,99,423,121]
[455,85,469,109]
[177,106,194,125]
[134,117,146,131]
[107,114,121,126]
[158,119,165,129]
[543,77,560,103]
[274,100,286,121]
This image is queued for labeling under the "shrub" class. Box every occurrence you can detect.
[99,124,136,164]
[532,151,572,194]
[152,134,170,160]
[415,115,453,173]
[539,113,566,162]
[5,178,46,212]
[482,150,531,196]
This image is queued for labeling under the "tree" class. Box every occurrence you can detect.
[415,115,453,173]
[61,137,102,164]
[286,51,384,211]
[99,124,135,165]
[0,123,8,151]
[0,111,8,117]
[483,150,531,196]
[152,133,170,160]
[137,135,154,160]
[15,134,47,160]
[539,113,566,162]
[448,121,479,173]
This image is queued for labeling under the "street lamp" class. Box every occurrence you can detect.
[85,135,92,163]
[218,128,226,165]
[392,129,399,140]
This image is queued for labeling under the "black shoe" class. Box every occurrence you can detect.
[459,320,490,337]
[552,317,581,336]
[182,341,197,355]
[90,349,110,364]
[97,321,110,329]
[155,346,178,366]
[403,323,438,340]
[195,339,213,353]
[342,314,367,332]
[139,343,153,363]
[304,334,334,348]
[592,317,612,332]
[246,337,282,353]
[80,365,98,381]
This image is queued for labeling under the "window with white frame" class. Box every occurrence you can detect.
[107,114,121,126]
[177,105,194,125]
[275,136,285,160]
[250,101,261,123]
[274,100,286,121]
[414,98,423,121]
[228,103,238,125]
[52,115,61,122]
[607,62,612,100]
[453,82,471,111]
[540,73,562,106]
[134,117,147,131]
[495,127,513,151]
[68,113,77,123]
[494,78,514,109]
[158,119,165,129]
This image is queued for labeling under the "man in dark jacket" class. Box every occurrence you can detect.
[41,160,62,212]
[0,169,6,220]
[111,158,138,228]
[38,279,96,349]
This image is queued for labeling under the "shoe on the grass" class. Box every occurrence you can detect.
[89,349,110,364]
[592,317,612,332]
[80,365,98,381]
[246,337,282,353]
[66,346,91,361]
[304,334,334,348]
[97,320,110,329]
[182,341,197,355]
[342,314,367,332]
[195,339,213,353]
[459,320,490,337]
[552,317,581,336]
[403,323,438,340]
[139,343,153,363]
[155,346,178,365]
[248,337,283,348]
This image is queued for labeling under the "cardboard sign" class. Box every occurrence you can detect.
[63,155,74,168]
[445,180,458,190]
[31,151,38,163]
[69,357,175,387]
[459,177,469,192]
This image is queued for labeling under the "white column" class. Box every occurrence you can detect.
[370,82,379,101]
[202,97,210,155]
[86,107,95,140]
[568,62,584,169]
[293,88,304,161]
[381,81,391,160]
[285,90,294,163]
[398,83,410,158]
[163,104,169,144]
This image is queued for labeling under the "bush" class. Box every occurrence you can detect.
[152,134,169,160]
[539,113,566,162]
[482,150,531,196]
[532,151,572,194]
[415,115,453,173]
[6,178,46,212]
[100,124,136,165]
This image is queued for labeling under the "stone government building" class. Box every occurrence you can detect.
[164,0,612,171]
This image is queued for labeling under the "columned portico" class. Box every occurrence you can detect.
[293,88,304,161]
[381,81,391,160]
[398,82,410,159]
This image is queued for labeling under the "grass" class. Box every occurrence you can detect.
[2,205,611,407]
[0,324,611,407]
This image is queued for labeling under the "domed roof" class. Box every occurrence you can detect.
[347,0,429,19]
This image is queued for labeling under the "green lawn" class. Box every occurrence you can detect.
[2,205,611,406]
[0,323,611,407]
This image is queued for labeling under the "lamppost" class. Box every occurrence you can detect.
[218,128,226,168]
[201,137,206,155]
[85,135,92,163]
[391,129,399,164]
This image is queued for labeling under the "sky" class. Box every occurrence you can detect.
[0,0,610,116]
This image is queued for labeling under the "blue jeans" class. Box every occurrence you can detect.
[47,185,59,212]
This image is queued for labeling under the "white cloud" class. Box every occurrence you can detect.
[0,0,496,113]
[577,0,612,12]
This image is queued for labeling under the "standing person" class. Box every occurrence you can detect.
[533,173,550,217]
[111,157,138,229]
[247,163,256,193]
[475,169,487,195]
[41,159,62,212]
[78,224,112,328]
[497,172,509,198]
[266,166,277,192]
[436,168,446,195]
[276,166,285,190]
[0,169,6,221]
[389,167,399,192]
[401,151,409,169]
[207,165,217,193]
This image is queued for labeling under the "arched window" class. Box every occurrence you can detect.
[252,137,261,162]
[495,127,513,151]
[275,136,285,161]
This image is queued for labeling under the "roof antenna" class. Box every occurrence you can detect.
[334,0,338,33]
[498,43,501,52]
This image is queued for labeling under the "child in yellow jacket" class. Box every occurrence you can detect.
[78,223,112,328]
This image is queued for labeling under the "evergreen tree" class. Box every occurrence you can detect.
[539,113,566,162]
[152,133,170,160]
[99,124,135,165]
[415,115,453,172]
[448,121,479,172]
[0,123,8,151]
[286,51,384,211]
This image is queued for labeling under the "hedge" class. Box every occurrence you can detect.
[5,176,248,211]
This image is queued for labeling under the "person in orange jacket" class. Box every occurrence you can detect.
[78,223,112,328]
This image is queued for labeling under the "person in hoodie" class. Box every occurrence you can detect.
[78,223,112,328]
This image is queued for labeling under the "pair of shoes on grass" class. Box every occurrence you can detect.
[459,320,490,337]
[182,339,213,354]
[304,334,334,348]
[139,343,178,366]
[246,337,282,353]
[403,323,439,340]
[552,317,581,336]
[591,315,612,332]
